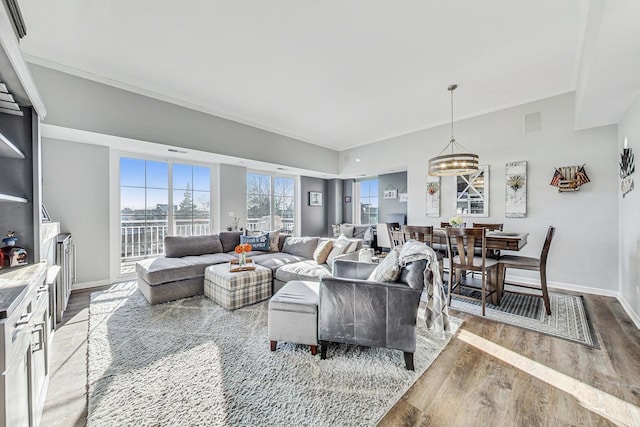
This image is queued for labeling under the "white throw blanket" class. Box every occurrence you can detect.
[398,240,451,337]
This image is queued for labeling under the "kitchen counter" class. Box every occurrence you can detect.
[0,262,47,319]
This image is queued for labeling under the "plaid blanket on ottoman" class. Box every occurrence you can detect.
[204,263,273,310]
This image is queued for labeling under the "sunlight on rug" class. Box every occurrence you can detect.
[87,283,460,426]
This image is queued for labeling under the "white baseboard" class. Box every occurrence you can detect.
[617,295,640,329]
[72,279,111,291]
[506,273,619,298]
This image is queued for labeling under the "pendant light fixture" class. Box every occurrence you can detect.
[428,84,479,176]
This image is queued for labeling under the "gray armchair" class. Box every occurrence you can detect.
[318,258,428,370]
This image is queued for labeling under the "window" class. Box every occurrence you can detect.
[356,178,379,225]
[247,172,295,234]
[173,164,211,236]
[120,157,211,274]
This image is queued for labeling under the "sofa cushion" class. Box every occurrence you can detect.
[274,260,332,283]
[368,248,401,282]
[251,252,308,272]
[398,259,428,290]
[164,235,223,258]
[281,237,319,259]
[240,233,270,251]
[219,231,243,252]
[353,225,372,239]
[339,224,355,237]
[136,253,236,285]
[313,239,333,264]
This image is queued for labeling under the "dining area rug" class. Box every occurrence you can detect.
[86,283,459,426]
[441,285,598,348]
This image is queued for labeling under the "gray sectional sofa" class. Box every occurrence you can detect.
[136,231,363,305]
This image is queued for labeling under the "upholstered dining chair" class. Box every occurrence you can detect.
[376,223,394,252]
[446,227,499,316]
[497,226,555,315]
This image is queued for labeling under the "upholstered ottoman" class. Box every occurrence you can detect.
[268,280,319,355]
[204,263,272,310]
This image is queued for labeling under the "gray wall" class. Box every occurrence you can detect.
[326,179,343,235]
[29,64,340,175]
[300,176,328,237]
[0,108,35,262]
[378,171,408,224]
[340,92,619,293]
[618,96,640,326]
[42,138,110,285]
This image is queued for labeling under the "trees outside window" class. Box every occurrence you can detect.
[247,172,295,234]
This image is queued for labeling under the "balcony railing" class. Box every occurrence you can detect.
[121,217,295,261]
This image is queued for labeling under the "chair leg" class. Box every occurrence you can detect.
[481,270,486,316]
[540,269,551,315]
[310,345,317,356]
[270,340,277,351]
[404,352,414,371]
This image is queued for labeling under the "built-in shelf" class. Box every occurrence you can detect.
[0,193,27,203]
[0,131,24,159]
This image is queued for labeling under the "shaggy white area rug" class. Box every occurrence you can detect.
[87,282,459,426]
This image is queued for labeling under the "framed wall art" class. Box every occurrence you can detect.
[309,191,323,206]
[505,161,527,218]
[426,175,440,217]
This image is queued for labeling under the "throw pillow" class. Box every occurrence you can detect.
[331,224,341,237]
[326,234,351,268]
[240,233,270,251]
[268,230,280,252]
[368,248,401,282]
[313,239,334,265]
[340,224,355,237]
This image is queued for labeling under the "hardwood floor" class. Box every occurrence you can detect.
[41,286,640,426]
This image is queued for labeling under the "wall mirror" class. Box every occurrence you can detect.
[455,165,489,217]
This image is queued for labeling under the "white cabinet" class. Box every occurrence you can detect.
[0,263,49,427]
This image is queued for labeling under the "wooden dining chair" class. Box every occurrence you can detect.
[471,223,505,271]
[441,221,466,228]
[446,227,499,316]
[497,226,555,315]
[472,223,503,231]
[403,225,443,269]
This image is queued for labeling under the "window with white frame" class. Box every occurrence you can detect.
[354,178,379,225]
[246,172,295,234]
[119,157,211,273]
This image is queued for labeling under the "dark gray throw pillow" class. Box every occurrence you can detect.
[219,231,243,252]
[164,235,223,258]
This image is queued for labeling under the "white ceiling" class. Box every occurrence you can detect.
[15,1,638,151]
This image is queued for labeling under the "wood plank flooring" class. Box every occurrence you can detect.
[41,286,640,426]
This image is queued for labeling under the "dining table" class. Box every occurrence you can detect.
[432,228,529,252]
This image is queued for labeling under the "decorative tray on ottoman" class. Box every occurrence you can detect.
[229,258,256,272]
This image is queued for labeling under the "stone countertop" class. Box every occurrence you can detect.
[0,262,47,319]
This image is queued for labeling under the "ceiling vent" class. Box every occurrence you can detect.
[524,112,542,133]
